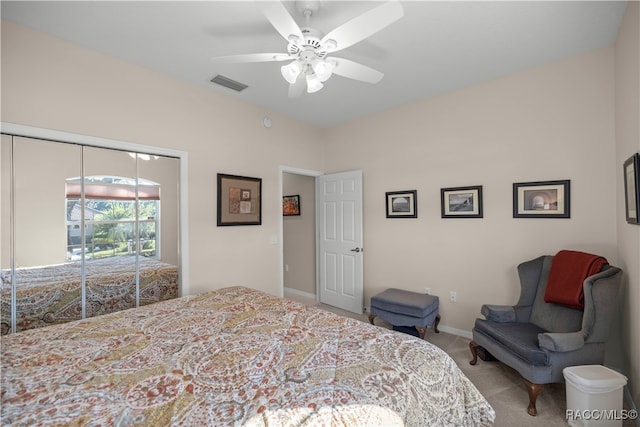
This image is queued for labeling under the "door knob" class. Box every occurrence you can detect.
[350,248,362,253]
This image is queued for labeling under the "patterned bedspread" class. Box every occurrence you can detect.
[1,256,178,334]
[1,286,495,426]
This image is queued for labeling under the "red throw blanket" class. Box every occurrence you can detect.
[544,250,608,309]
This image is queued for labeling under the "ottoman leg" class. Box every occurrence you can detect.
[416,326,426,339]
[368,313,376,325]
[434,314,441,333]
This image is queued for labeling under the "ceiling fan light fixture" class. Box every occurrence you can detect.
[287,34,301,45]
[320,38,337,52]
[306,74,323,93]
[312,59,334,82]
[281,61,302,84]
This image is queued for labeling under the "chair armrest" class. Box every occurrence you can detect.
[538,332,585,352]
[481,304,516,322]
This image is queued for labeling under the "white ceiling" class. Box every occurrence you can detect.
[1,1,627,128]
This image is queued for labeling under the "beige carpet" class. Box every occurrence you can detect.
[283,291,634,426]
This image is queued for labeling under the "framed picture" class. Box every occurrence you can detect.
[217,173,262,226]
[441,185,483,218]
[513,179,570,218]
[623,153,640,224]
[385,190,417,218]
[283,194,301,216]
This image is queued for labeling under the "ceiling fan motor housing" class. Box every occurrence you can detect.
[287,28,328,57]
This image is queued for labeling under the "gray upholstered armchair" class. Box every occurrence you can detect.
[469,255,622,416]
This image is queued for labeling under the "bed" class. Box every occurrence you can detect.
[1,256,179,335]
[1,286,495,426]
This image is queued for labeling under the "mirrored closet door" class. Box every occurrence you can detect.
[1,135,180,334]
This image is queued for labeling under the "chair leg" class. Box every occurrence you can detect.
[523,379,544,416]
[433,314,441,333]
[368,314,375,325]
[469,340,479,365]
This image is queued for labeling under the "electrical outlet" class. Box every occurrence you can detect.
[449,291,457,303]
[424,287,431,295]
[284,265,289,272]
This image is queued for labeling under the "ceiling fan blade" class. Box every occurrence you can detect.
[320,1,404,53]
[330,57,384,84]
[211,53,292,64]
[256,1,304,44]
[288,73,306,98]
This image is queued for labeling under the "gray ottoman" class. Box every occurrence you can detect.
[368,288,440,339]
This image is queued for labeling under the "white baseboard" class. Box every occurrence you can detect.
[364,305,473,339]
[283,287,317,301]
[438,325,473,340]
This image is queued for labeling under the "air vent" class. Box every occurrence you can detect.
[210,74,248,92]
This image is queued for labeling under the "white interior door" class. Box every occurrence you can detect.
[317,170,363,313]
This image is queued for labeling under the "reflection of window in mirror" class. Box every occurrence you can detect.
[65,176,160,261]
[2,137,181,335]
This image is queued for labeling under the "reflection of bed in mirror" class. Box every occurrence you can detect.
[1,256,179,335]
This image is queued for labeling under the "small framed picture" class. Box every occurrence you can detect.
[386,190,417,218]
[217,173,262,226]
[283,195,301,216]
[441,186,483,218]
[513,180,570,218]
[623,153,640,225]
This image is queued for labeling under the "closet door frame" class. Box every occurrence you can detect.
[1,122,190,299]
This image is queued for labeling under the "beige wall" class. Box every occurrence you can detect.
[138,154,181,266]
[0,20,325,296]
[283,173,316,295]
[615,0,640,409]
[10,137,81,267]
[323,47,618,339]
[0,135,10,267]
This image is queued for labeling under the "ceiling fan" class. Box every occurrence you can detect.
[211,1,404,97]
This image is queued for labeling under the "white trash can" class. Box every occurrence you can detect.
[563,365,628,427]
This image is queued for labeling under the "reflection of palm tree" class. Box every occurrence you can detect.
[95,203,133,248]
[98,202,133,221]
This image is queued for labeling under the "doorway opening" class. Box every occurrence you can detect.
[279,166,321,303]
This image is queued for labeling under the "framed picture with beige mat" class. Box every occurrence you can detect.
[217,173,262,226]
